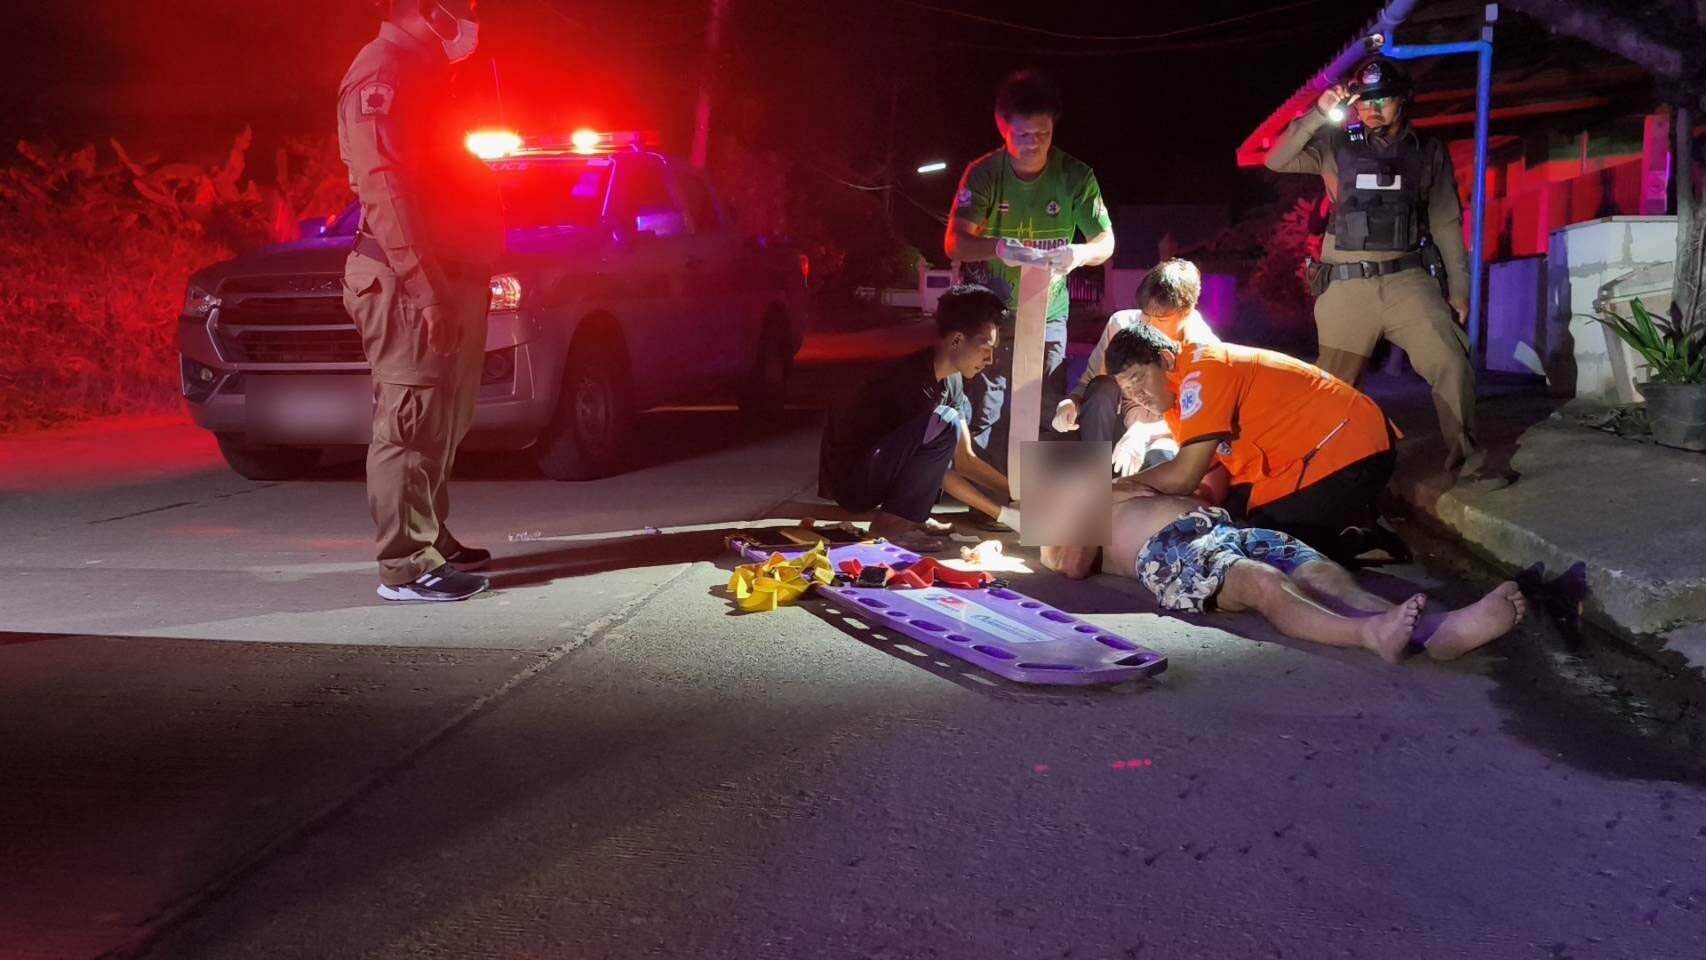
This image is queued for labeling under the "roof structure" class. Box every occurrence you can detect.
[1235,0,1664,168]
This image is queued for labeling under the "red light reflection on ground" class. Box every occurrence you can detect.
[0,415,221,493]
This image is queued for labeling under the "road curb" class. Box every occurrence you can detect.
[1389,418,1706,677]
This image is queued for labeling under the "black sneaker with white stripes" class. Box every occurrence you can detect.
[377,565,490,602]
[443,545,492,570]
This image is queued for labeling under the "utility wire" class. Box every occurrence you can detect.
[798,160,950,224]
[889,0,1337,43]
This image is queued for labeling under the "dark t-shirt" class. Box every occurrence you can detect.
[821,348,965,488]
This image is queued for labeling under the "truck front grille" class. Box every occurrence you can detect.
[232,328,366,364]
[213,275,368,366]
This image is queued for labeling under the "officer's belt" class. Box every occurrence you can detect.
[1327,252,1424,282]
[354,232,389,266]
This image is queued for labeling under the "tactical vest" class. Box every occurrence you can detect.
[1328,130,1430,253]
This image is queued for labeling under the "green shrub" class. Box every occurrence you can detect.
[1597,297,1706,385]
[0,132,349,434]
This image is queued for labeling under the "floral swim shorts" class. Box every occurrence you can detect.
[1136,507,1327,613]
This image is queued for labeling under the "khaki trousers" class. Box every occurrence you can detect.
[1314,266,1477,458]
[342,252,489,586]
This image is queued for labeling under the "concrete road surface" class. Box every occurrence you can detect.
[5,337,1706,959]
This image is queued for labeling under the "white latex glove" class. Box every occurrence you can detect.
[1052,397,1081,432]
[995,238,1051,269]
[1111,428,1149,478]
[1045,243,1091,277]
[996,505,1022,534]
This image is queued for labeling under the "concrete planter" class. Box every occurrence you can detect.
[1547,216,1677,404]
[1640,382,1706,452]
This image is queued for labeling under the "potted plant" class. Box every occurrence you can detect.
[1597,297,1706,451]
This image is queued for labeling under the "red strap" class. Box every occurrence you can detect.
[838,557,993,590]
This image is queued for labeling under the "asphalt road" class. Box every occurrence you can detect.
[5,329,1706,960]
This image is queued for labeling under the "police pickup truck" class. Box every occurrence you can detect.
[178,130,807,480]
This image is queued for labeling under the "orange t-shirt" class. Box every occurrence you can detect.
[1162,342,1394,509]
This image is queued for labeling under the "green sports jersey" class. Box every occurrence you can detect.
[952,147,1113,324]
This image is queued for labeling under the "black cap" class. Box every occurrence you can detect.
[1348,57,1412,101]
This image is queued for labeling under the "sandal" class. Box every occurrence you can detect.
[882,528,946,553]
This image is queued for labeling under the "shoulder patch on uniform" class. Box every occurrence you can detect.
[359,82,395,116]
[1179,380,1204,420]
[956,188,974,208]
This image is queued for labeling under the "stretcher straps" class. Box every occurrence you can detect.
[725,541,834,612]
[837,557,994,590]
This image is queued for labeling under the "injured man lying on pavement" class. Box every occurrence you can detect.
[1037,487,1526,665]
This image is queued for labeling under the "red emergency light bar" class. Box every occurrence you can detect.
[466,130,524,160]
[524,129,661,155]
[466,129,661,160]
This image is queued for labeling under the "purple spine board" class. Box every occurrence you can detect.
[731,538,1168,687]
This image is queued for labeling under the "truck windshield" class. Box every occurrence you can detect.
[494,158,611,231]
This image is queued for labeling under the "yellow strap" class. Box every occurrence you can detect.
[724,541,833,613]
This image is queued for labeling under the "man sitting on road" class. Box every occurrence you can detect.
[1054,258,1221,475]
[1098,323,1403,564]
[819,285,1021,553]
[1039,489,1525,664]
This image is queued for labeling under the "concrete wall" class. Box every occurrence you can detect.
[1544,216,1676,404]
[1101,268,1145,315]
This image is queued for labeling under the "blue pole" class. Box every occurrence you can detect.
[1384,4,1498,365]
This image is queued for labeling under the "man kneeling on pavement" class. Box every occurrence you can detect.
[1093,321,1408,564]
[819,285,1021,554]
[1037,323,1525,662]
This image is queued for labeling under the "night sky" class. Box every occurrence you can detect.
[2,0,1384,232]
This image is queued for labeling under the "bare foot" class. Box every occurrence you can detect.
[1360,593,1425,664]
[1423,581,1525,660]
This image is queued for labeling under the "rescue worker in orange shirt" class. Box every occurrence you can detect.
[1102,322,1404,563]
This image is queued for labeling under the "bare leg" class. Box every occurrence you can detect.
[1217,560,1423,664]
[1291,558,1393,616]
[942,469,1005,521]
[1415,581,1527,660]
[1316,347,1370,388]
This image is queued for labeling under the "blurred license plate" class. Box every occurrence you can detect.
[248,375,374,443]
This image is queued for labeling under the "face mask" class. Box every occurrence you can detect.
[429,4,479,63]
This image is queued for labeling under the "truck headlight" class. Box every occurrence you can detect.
[183,281,220,318]
[488,274,522,312]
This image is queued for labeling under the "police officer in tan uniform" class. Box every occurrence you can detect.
[1265,57,1481,474]
[339,0,504,602]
